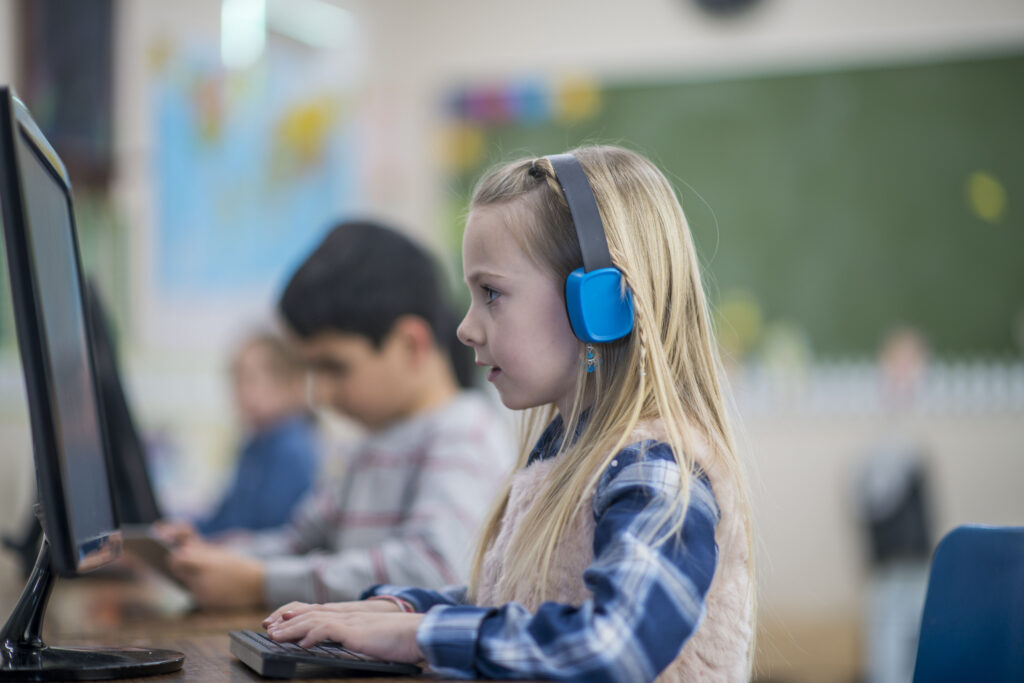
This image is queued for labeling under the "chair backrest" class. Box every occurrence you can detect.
[913,525,1024,683]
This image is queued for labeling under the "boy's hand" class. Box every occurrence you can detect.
[152,519,199,546]
[266,608,425,663]
[168,541,265,609]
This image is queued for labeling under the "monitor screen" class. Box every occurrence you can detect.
[17,134,115,552]
[0,92,120,574]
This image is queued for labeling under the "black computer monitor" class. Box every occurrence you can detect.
[0,86,182,679]
[84,278,164,525]
[1,279,163,581]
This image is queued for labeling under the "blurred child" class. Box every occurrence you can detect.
[195,331,317,537]
[263,148,756,681]
[167,220,514,610]
[856,325,933,683]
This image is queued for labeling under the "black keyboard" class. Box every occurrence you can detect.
[228,629,421,678]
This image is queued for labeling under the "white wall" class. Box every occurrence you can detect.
[0,0,31,587]
[749,408,1024,617]
[0,0,30,555]
[0,0,14,87]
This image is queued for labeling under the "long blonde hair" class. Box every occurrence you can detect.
[466,146,753,616]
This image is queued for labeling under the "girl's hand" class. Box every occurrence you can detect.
[262,598,400,629]
[266,608,425,663]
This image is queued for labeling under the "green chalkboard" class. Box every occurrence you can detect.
[448,52,1024,357]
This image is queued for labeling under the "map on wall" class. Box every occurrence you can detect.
[150,43,359,299]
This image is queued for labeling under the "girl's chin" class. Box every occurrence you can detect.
[497,394,522,410]
[496,390,547,412]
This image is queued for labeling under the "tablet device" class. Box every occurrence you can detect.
[121,525,185,588]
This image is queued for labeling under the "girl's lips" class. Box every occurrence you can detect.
[487,367,502,382]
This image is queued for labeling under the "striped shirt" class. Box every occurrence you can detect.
[367,415,722,681]
[235,391,515,607]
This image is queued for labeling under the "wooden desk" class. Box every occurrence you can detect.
[18,569,446,681]
[5,564,540,682]
[54,632,421,683]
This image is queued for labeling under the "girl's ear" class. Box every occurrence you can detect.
[387,315,436,367]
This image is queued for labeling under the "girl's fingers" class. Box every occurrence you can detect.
[264,599,394,628]
[266,620,297,641]
[298,622,335,649]
[266,611,423,663]
[267,610,318,638]
[262,602,313,626]
[268,612,332,643]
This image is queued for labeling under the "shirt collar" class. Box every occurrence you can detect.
[527,410,591,465]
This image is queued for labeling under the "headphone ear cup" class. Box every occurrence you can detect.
[565,267,634,343]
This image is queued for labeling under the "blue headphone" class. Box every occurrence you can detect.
[544,153,634,343]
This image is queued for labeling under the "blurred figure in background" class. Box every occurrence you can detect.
[855,325,934,683]
[195,331,318,537]
[165,220,515,610]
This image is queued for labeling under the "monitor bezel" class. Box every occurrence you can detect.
[0,86,122,575]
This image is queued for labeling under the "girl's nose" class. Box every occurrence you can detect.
[456,310,480,348]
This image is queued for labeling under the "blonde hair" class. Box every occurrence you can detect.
[465,146,754,623]
[234,331,306,383]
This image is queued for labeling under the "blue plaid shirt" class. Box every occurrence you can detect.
[365,416,721,681]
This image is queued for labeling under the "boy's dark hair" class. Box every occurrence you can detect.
[278,220,474,388]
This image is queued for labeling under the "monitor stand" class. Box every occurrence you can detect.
[0,536,184,681]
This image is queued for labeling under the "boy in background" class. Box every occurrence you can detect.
[166,220,514,609]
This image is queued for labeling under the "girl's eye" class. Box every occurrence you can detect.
[482,286,500,303]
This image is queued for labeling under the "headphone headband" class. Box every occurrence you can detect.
[543,153,634,344]
[545,154,613,273]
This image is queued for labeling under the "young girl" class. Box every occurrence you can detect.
[263,146,755,681]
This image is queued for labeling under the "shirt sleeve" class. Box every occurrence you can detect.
[246,421,317,530]
[259,416,510,607]
[195,469,244,537]
[416,445,721,682]
[253,458,313,530]
[361,584,469,612]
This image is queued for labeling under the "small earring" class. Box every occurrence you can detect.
[586,344,597,374]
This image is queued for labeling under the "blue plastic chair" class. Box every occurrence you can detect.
[912,525,1024,682]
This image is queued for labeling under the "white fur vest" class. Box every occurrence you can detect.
[475,423,753,682]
